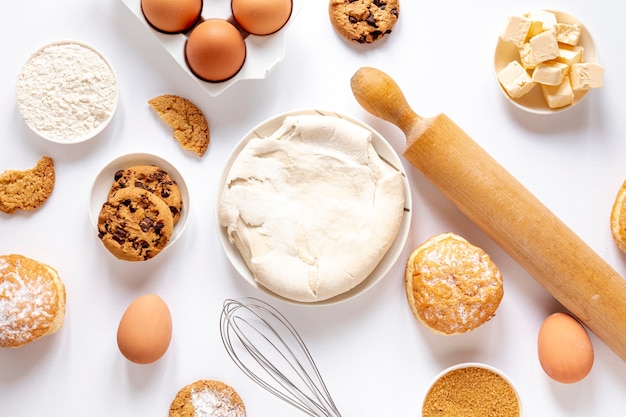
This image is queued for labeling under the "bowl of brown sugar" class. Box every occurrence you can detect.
[421,362,522,417]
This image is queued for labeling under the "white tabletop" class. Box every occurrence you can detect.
[2,0,626,416]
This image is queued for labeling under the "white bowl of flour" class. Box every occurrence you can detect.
[16,40,118,144]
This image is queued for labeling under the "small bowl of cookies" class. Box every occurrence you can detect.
[89,153,189,261]
[494,9,603,114]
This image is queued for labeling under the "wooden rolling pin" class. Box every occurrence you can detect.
[351,66,626,362]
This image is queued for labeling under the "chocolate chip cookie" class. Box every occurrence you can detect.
[329,0,400,44]
[97,187,174,261]
[108,165,182,224]
[0,156,55,214]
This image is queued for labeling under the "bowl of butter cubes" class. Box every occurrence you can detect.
[494,10,604,114]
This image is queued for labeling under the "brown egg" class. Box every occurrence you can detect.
[231,0,293,35]
[185,19,246,82]
[537,312,594,383]
[117,294,172,364]
[141,0,202,34]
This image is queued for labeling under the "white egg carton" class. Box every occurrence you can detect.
[121,0,305,97]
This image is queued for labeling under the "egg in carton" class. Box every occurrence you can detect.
[121,0,305,96]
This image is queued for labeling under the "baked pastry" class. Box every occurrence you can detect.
[169,380,246,417]
[611,180,626,253]
[328,0,400,44]
[611,179,626,252]
[108,165,183,224]
[405,233,503,335]
[0,156,55,214]
[148,94,210,157]
[97,187,174,261]
[0,254,66,348]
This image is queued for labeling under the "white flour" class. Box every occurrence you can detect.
[16,42,118,142]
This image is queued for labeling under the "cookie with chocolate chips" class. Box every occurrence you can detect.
[329,0,399,44]
[97,187,174,261]
[108,165,182,225]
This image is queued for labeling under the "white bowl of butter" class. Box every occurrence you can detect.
[217,109,412,305]
[494,10,602,114]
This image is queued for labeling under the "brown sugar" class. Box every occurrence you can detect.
[422,366,520,417]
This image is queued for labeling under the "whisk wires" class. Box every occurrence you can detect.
[220,298,342,417]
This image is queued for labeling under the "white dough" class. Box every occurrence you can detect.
[219,115,405,302]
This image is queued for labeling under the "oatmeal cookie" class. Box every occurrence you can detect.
[169,380,246,417]
[0,156,54,214]
[148,94,210,157]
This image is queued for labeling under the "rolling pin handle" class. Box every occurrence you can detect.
[350,67,422,138]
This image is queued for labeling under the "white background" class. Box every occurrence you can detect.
[2,0,626,416]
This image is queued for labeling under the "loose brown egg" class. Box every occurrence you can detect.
[117,294,172,364]
[141,0,202,34]
[537,312,594,383]
[231,0,293,35]
[185,19,246,82]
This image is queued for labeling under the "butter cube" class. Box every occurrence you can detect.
[532,62,570,86]
[541,76,575,108]
[501,15,532,46]
[529,30,559,63]
[527,10,558,37]
[570,63,605,90]
[498,60,536,99]
[555,22,582,46]
[519,43,540,69]
[555,45,584,67]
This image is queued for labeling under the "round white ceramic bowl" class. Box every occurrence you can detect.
[216,109,412,306]
[421,362,523,417]
[16,40,118,143]
[494,10,598,115]
[89,153,190,260]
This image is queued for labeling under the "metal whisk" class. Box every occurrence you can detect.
[220,298,342,417]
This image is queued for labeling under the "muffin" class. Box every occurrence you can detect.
[0,254,66,347]
[610,179,626,253]
[405,233,503,335]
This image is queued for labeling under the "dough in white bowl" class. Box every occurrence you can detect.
[219,114,405,302]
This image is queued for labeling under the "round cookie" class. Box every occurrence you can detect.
[328,0,400,44]
[97,187,174,261]
[169,380,246,417]
[109,165,182,224]
[405,233,503,335]
[0,254,66,348]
